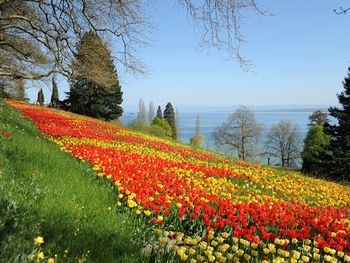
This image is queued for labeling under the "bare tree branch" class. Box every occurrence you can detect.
[334,6,350,15]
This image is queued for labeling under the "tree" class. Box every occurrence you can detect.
[213,106,262,161]
[64,31,123,120]
[190,114,203,149]
[265,121,301,167]
[0,1,267,82]
[148,101,155,123]
[37,88,44,106]
[0,0,148,80]
[301,125,333,175]
[324,67,350,180]
[164,102,177,139]
[152,117,173,137]
[308,110,329,126]
[156,106,163,119]
[50,77,59,107]
[138,99,147,123]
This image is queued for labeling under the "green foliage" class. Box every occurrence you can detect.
[152,116,173,137]
[0,100,148,262]
[128,118,149,133]
[301,125,333,175]
[64,31,123,120]
[324,67,350,181]
[128,118,172,139]
[50,77,59,106]
[163,102,177,139]
[190,134,203,150]
[37,88,44,106]
[156,106,162,119]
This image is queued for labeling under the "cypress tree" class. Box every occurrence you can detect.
[37,88,44,106]
[163,102,176,139]
[156,106,162,119]
[324,67,350,180]
[51,76,59,106]
[64,31,123,120]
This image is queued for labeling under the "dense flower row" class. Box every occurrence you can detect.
[8,101,350,262]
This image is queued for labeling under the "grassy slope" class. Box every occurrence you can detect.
[0,100,148,262]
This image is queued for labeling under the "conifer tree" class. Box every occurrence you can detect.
[51,76,59,106]
[324,67,350,180]
[37,88,44,106]
[156,106,162,119]
[64,31,123,120]
[164,102,176,139]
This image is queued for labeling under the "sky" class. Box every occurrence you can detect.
[27,0,350,111]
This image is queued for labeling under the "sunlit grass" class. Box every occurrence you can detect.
[0,100,149,262]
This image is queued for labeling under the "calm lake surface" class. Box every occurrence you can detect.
[120,108,321,155]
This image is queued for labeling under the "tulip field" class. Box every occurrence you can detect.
[7,100,350,263]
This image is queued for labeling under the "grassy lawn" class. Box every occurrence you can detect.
[0,99,150,262]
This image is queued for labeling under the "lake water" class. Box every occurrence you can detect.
[120,108,319,154]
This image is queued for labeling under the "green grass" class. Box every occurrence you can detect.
[0,100,151,262]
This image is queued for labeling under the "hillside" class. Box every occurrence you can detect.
[1,100,350,263]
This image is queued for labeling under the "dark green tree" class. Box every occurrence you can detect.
[156,106,162,119]
[64,31,123,120]
[163,102,176,139]
[37,88,44,106]
[301,125,333,175]
[324,67,350,180]
[51,77,59,106]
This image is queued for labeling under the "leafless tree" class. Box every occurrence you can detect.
[148,101,155,123]
[0,0,149,81]
[178,0,269,68]
[0,0,268,84]
[265,121,301,167]
[138,98,147,123]
[213,106,262,160]
[334,6,350,15]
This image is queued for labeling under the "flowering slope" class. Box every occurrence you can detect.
[8,101,350,263]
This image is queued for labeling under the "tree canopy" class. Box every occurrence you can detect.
[164,102,177,140]
[324,67,350,180]
[64,31,123,120]
[213,106,262,161]
[0,0,266,82]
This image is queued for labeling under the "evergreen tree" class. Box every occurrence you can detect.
[64,31,123,120]
[37,88,44,106]
[51,76,59,106]
[324,67,350,180]
[301,125,333,175]
[163,102,176,139]
[156,106,162,119]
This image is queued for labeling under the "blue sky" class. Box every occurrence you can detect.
[27,1,350,110]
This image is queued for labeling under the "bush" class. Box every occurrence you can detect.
[190,134,203,150]
[152,117,172,137]
[127,119,149,133]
